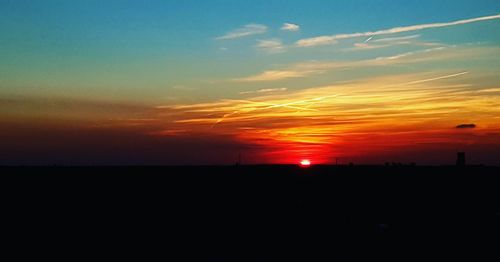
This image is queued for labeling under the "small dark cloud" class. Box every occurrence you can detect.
[456,124,476,129]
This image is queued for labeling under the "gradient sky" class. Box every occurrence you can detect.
[1,0,500,165]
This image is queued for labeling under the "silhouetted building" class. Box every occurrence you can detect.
[457,152,466,166]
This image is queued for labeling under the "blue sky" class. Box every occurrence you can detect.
[0,0,500,100]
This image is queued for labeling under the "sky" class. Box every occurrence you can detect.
[1,0,500,165]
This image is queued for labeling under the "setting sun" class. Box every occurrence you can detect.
[300,160,312,167]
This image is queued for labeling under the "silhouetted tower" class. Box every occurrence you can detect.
[235,153,242,166]
[456,152,466,166]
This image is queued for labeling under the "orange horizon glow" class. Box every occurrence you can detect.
[152,65,500,164]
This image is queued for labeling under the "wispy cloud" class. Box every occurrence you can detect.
[380,47,446,60]
[297,36,338,47]
[216,24,268,40]
[351,42,392,50]
[372,34,421,43]
[234,46,452,82]
[281,23,300,32]
[240,88,288,95]
[257,39,286,54]
[297,14,500,47]
[234,70,318,82]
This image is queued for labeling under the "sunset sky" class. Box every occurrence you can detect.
[1,0,500,165]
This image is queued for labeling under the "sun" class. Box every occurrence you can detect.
[300,159,312,167]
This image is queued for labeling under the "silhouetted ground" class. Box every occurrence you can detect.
[2,165,500,261]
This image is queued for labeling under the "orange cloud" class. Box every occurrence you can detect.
[156,71,500,164]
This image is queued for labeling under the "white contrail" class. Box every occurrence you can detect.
[212,111,239,128]
[260,95,337,110]
[211,99,320,127]
[297,14,500,47]
[405,71,469,85]
[372,34,420,43]
[210,96,338,127]
[232,99,319,112]
[364,36,374,43]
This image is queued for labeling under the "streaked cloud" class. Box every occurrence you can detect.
[257,39,286,54]
[162,72,478,129]
[349,34,448,51]
[216,24,268,40]
[477,88,500,94]
[240,88,288,95]
[297,36,338,47]
[234,46,452,82]
[281,23,300,31]
[156,70,500,163]
[297,14,500,47]
[372,34,421,43]
[352,42,391,50]
[234,70,320,82]
[351,41,441,51]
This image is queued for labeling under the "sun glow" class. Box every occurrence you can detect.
[300,159,312,167]
[154,51,500,165]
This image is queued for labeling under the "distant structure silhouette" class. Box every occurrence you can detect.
[236,153,243,166]
[456,152,466,166]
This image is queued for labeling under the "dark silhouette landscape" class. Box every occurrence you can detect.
[3,165,500,261]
